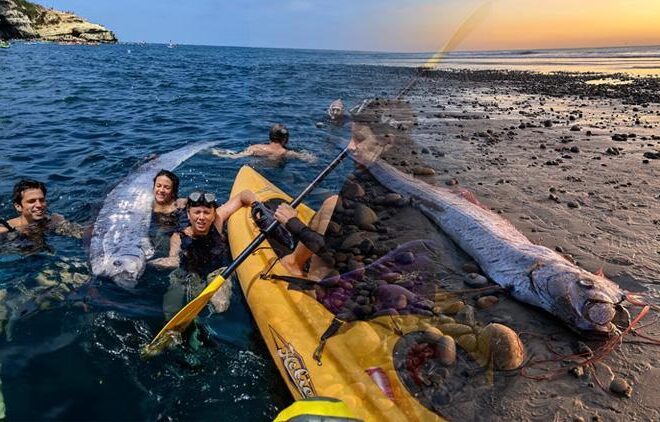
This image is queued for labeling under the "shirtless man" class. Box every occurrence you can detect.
[0,179,82,239]
[244,124,290,158]
[212,124,315,162]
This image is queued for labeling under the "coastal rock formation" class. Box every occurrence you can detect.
[0,0,116,43]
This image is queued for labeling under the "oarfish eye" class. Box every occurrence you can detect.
[577,278,594,288]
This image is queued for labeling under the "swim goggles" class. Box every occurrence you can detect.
[187,191,217,207]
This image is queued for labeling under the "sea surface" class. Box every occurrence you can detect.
[0,43,415,422]
[0,43,657,421]
[365,44,660,76]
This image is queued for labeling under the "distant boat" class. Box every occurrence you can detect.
[167,41,176,49]
[0,41,10,49]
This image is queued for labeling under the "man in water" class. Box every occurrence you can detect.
[244,123,291,158]
[212,124,315,162]
[327,99,345,122]
[0,179,83,242]
[149,188,256,316]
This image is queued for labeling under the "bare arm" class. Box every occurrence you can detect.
[214,190,257,231]
[285,150,317,163]
[211,147,255,159]
[148,233,182,269]
[49,214,84,239]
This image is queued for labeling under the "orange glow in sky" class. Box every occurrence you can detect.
[381,0,660,52]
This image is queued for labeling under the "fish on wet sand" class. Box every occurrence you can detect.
[90,141,215,288]
[366,159,626,334]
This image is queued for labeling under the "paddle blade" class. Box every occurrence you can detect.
[147,274,226,352]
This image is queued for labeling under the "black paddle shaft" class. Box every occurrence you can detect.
[220,146,350,279]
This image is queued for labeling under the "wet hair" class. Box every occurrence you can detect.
[12,179,47,205]
[269,124,289,147]
[153,169,180,199]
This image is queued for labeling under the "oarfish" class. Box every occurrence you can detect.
[90,141,215,288]
[367,159,626,334]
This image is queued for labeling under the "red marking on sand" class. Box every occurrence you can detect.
[456,188,491,211]
[594,267,606,278]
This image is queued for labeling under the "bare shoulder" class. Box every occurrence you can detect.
[175,198,188,209]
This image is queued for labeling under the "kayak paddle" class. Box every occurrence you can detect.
[148,145,351,349]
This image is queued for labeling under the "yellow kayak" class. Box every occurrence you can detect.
[227,165,446,422]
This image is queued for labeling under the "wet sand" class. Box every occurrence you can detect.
[363,70,659,420]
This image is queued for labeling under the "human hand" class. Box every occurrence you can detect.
[274,203,297,224]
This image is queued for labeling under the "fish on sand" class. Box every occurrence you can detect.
[367,159,626,334]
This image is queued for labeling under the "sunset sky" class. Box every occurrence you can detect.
[48,0,660,52]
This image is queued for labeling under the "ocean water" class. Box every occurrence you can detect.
[0,43,414,421]
[0,42,657,421]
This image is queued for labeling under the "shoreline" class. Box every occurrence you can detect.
[365,69,659,420]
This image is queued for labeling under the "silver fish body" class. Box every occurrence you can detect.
[367,159,625,334]
[90,141,215,288]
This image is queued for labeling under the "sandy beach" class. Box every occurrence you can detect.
[356,70,660,420]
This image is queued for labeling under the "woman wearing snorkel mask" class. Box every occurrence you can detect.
[149,188,256,316]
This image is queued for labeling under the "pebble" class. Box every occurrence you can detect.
[441,301,465,315]
[383,193,403,205]
[422,326,444,343]
[548,193,560,202]
[438,323,473,336]
[570,146,580,153]
[341,180,366,199]
[340,232,369,251]
[457,334,477,352]
[567,201,580,209]
[476,295,499,309]
[570,366,585,378]
[436,336,457,366]
[465,273,488,287]
[354,204,378,226]
[455,305,476,326]
[436,315,455,324]
[462,262,480,273]
[609,377,632,397]
[477,323,525,370]
[394,251,415,265]
[445,178,459,186]
[412,166,436,176]
[381,272,401,283]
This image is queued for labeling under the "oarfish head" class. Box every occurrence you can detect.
[532,261,625,334]
[92,254,145,289]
